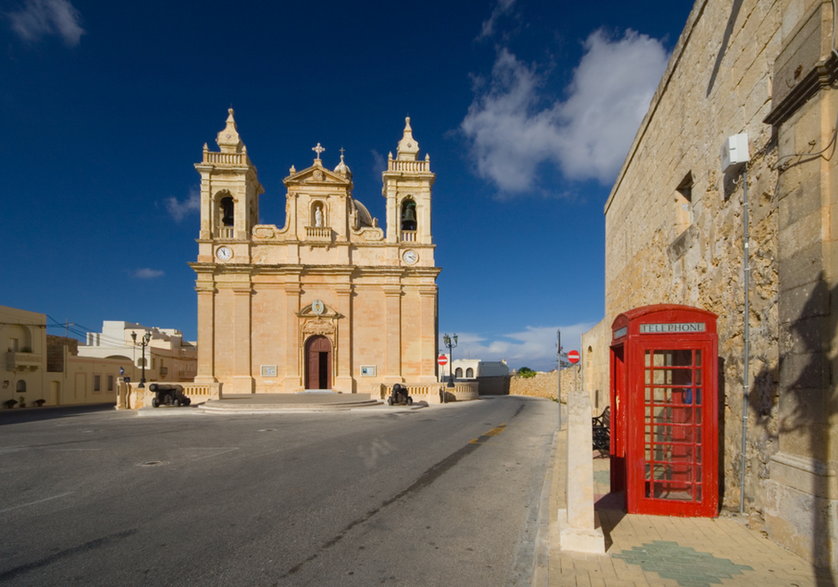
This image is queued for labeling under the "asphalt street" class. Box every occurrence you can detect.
[0,396,557,586]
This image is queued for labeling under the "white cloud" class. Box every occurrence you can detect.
[478,0,515,40]
[443,322,595,372]
[133,268,164,279]
[8,0,84,46]
[370,149,387,177]
[461,29,668,192]
[164,187,200,222]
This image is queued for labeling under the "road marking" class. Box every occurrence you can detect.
[469,424,506,444]
[280,420,511,578]
[0,492,73,514]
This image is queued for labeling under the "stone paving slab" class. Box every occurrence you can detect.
[541,429,829,586]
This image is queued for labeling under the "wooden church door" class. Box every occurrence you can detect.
[305,335,332,390]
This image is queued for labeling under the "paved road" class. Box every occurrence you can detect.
[0,396,557,586]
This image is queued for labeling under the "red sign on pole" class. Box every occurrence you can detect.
[438,354,449,366]
[567,350,581,364]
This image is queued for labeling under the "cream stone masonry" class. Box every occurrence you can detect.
[1,305,122,407]
[587,0,837,567]
[191,112,440,398]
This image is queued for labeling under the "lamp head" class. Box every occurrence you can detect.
[131,331,137,343]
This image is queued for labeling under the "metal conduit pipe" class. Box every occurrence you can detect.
[739,165,750,515]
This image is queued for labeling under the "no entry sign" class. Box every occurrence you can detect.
[567,350,581,364]
[438,354,449,366]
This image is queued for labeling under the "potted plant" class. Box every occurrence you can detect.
[3,399,18,409]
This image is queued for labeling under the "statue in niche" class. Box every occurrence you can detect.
[314,206,323,227]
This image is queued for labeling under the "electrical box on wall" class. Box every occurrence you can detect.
[721,133,750,171]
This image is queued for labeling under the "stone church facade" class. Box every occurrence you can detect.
[190,112,440,397]
[584,0,837,567]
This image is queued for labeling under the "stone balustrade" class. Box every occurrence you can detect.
[204,151,247,166]
[116,379,221,410]
[381,381,478,404]
[305,226,332,241]
[387,159,430,173]
[400,230,416,242]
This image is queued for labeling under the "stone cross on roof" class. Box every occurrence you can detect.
[312,143,325,160]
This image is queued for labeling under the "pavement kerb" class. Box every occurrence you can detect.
[132,403,431,416]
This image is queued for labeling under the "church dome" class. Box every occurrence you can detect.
[352,199,373,227]
[334,152,352,178]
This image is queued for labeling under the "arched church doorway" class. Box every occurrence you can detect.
[304,335,332,390]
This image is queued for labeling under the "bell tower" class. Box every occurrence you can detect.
[382,117,435,247]
[194,109,263,242]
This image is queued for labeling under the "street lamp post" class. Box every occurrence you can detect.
[131,331,152,388]
[443,333,458,388]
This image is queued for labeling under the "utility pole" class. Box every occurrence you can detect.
[557,329,564,430]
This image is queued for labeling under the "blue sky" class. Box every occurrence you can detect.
[1,0,691,371]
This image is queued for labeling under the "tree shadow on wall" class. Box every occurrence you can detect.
[749,273,836,582]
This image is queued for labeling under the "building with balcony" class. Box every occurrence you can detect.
[0,305,122,407]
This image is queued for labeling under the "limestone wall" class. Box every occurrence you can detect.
[598,0,837,564]
[603,0,782,516]
[510,367,587,407]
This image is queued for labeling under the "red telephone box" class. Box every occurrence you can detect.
[610,304,718,517]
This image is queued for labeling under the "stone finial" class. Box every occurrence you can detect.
[216,108,244,153]
[396,116,420,161]
[289,165,296,174]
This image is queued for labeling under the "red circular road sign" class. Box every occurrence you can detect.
[438,354,449,366]
[567,350,581,364]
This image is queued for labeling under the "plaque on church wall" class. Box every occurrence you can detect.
[360,365,377,376]
[260,365,277,377]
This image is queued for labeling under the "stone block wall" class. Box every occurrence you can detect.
[509,366,587,407]
[597,0,837,565]
[604,0,782,516]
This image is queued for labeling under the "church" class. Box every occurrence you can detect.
[190,111,440,397]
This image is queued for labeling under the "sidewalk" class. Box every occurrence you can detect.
[539,429,829,586]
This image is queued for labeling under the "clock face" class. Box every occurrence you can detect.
[402,249,418,265]
[216,246,233,261]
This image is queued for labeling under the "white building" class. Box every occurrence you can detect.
[439,359,509,395]
[78,321,197,383]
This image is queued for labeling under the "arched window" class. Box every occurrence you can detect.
[466,368,474,378]
[220,196,234,227]
[400,198,417,231]
[455,367,463,378]
[16,380,26,393]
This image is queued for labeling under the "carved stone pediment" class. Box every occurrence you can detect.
[284,165,350,187]
[301,317,336,336]
[298,302,341,320]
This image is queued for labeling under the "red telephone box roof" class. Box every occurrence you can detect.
[611,304,717,342]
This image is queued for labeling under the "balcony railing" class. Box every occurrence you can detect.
[217,227,235,239]
[400,230,416,242]
[6,351,42,371]
[305,226,333,242]
[387,159,430,173]
[203,151,247,166]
